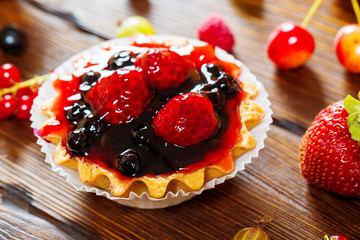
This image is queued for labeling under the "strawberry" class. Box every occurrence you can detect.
[86,69,152,125]
[300,94,360,198]
[135,48,188,91]
[152,92,218,146]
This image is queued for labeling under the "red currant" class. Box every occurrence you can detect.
[267,22,315,69]
[0,94,18,119]
[0,63,21,88]
[15,94,34,120]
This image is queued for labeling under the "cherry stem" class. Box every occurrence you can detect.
[301,0,323,28]
[0,74,49,98]
[351,0,360,24]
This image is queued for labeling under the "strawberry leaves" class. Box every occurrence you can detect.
[344,93,360,143]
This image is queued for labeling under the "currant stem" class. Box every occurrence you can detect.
[0,74,49,98]
[351,0,360,25]
[301,0,323,28]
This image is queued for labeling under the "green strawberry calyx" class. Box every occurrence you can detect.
[344,92,360,144]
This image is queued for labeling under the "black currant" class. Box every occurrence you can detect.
[132,124,153,146]
[115,149,141,177]
[65,100,92,125]
[0,25,27,56]
[79,71,101,92]
[107,50,137,70]
[66,128,88,155]
[199,86,225,112]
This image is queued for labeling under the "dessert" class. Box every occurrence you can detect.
[32,35,270,206]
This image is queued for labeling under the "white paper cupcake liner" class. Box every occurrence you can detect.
[30,35,272,209]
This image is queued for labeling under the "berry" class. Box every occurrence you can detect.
[334,24,360,73]
[116,16,155,38]
[199,85,225,112]
[132,124,154,146]
[0,94,17,120]
[152,92,218,146]
[326,234,349,240]
[107,51,137,70]
[79,71,100,92]
[267,22,315,69]
[86,69,152,125]
[0,63,21,88]
[197,13,235,52]
[135,49,188,91]
[14,94,34,120]
[66,128,88,155]
[200,63,241,100]
[300,96,360,198]
[0,25,27,56]
[65,100,92,125]
[115,149,141,177]
[233,227,270,240]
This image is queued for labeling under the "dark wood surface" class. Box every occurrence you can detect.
[1,0,359,239]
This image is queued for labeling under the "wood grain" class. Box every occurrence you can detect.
[0,0,359,239]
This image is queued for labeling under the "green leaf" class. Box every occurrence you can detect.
[344,94,360,143]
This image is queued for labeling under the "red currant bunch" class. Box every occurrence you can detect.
[0,63,45,120]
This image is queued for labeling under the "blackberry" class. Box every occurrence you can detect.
[107,50,137,70]
[115,149,141,177]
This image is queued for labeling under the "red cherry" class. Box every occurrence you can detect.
[328,234,349,240]
[0,63,21,88]
[15,94,34,120]
[334,24,360,73]
[0,94,18,119]
[267,22,315,69]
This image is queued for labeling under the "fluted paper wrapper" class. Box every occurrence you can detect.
[30,35,272,209]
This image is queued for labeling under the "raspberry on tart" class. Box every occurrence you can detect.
[37,36,265,199]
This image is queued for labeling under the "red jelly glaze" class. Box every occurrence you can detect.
[39,41,245,180]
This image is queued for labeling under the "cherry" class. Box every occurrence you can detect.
[267,22,315,69]
[325,234,349,240]
[334,0,360,73]
[0,94,18,120]
[14,94,34,120]
[0,25,27,56]
[266,0,322,69]
[0,63,21,88]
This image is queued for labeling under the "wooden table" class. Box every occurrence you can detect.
[0,0,359,239]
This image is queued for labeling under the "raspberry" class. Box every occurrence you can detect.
[197,13,235,52]
[135,49,188,91]
[86,69,152,125]
[152,92,218,146]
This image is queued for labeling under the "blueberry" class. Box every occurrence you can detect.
[132,124,153,146]
[65,100,92,125]
[107,50,137,70]
[80,117,107,140]
[66,128,88,155]
[199,86,225,112]
[79,71,101,92]
[115,149,141,177]
[0,25,27,56]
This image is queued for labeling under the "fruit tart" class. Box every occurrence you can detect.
[31,35,271,208]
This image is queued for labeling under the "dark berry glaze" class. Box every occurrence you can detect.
[39,40,246,179]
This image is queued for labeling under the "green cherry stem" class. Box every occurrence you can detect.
[301,0,323,28]
[351,0,360,24]
[0,74,49,98]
